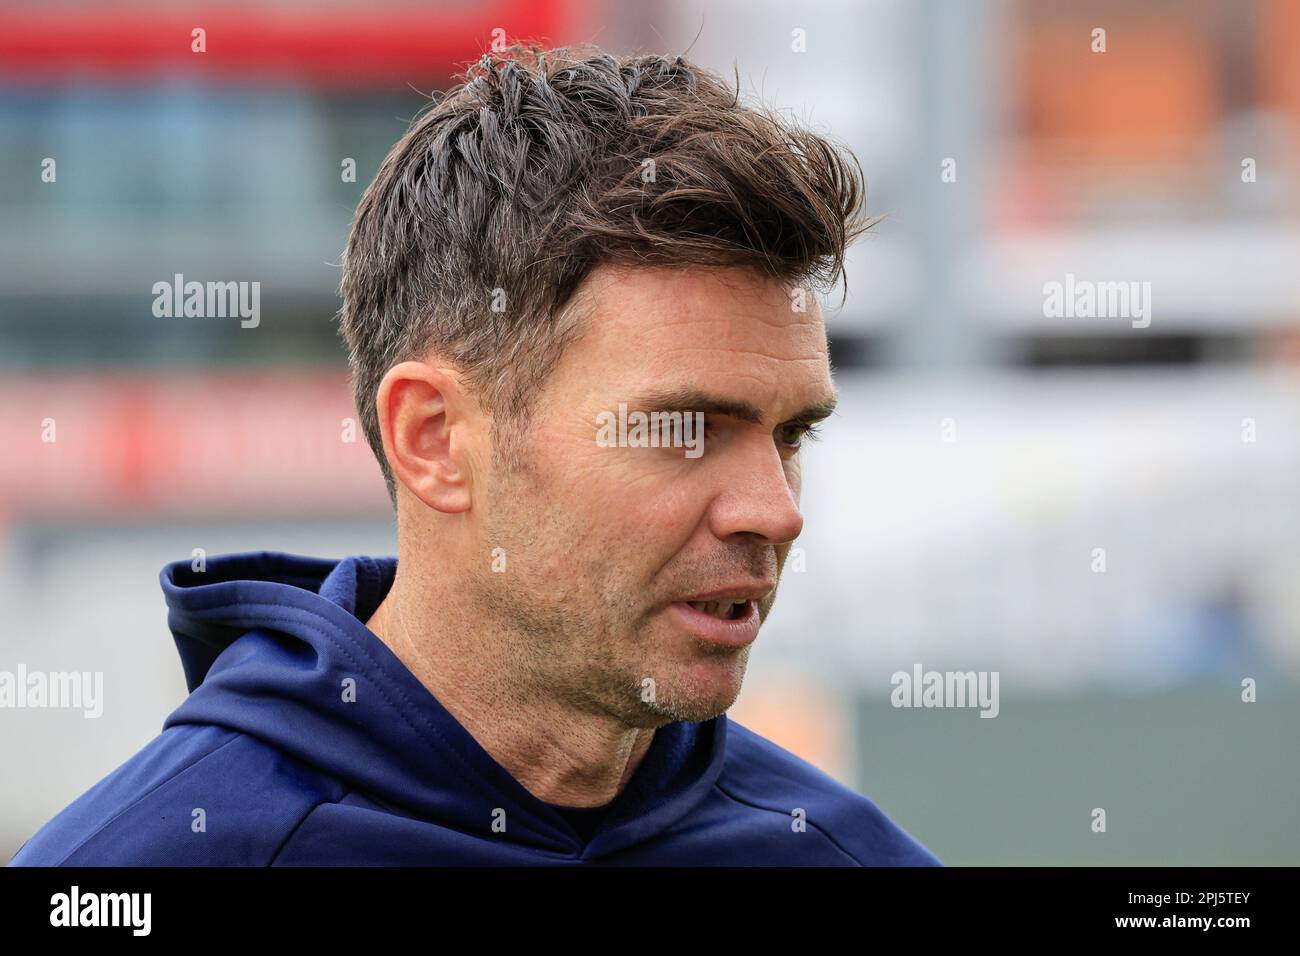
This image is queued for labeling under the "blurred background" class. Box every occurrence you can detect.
[1,0,1297,864]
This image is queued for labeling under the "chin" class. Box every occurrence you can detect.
[644,659,747,723]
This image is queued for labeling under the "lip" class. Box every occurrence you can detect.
[668,599,761,648]
[679,582,774,604]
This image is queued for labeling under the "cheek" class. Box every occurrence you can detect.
[630,483,709,556]
[526,417,712,558]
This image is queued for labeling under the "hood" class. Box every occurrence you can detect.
[160,550,728,858]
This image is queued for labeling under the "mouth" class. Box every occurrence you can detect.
[684,599,749,620]
[667,597,762,648]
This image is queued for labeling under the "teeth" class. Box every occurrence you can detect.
[688,600,740,619]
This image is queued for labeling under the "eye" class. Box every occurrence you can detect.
[669,413,706,442]
[775,421,822,448]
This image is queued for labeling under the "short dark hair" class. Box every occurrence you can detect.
[339,43,872,505]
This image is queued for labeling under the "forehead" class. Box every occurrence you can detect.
[564,264,833,412]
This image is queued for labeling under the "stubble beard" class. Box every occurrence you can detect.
[472,442,759,727]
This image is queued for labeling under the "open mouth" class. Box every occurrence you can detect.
[684,600,747,620]
[668,598,761,647]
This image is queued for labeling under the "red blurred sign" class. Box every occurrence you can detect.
[1,372,391,517]
[0,1,582,89]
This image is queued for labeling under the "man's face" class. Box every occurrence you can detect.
[468,264,836,726]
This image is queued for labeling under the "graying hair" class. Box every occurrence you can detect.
[339,43,872,506]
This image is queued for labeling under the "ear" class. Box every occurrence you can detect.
[375,361,478,514]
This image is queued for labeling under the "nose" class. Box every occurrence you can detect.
[706,439,804,546]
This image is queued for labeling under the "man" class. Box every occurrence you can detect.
[10,45,939,865]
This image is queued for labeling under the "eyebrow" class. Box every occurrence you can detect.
[622,386,838,426]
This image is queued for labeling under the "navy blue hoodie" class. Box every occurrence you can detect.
[9,551,941,866]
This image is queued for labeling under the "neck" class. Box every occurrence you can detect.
[365,563,656,808]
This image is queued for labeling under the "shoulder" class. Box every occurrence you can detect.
[717,718,942,866]
[8,724,339,866]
